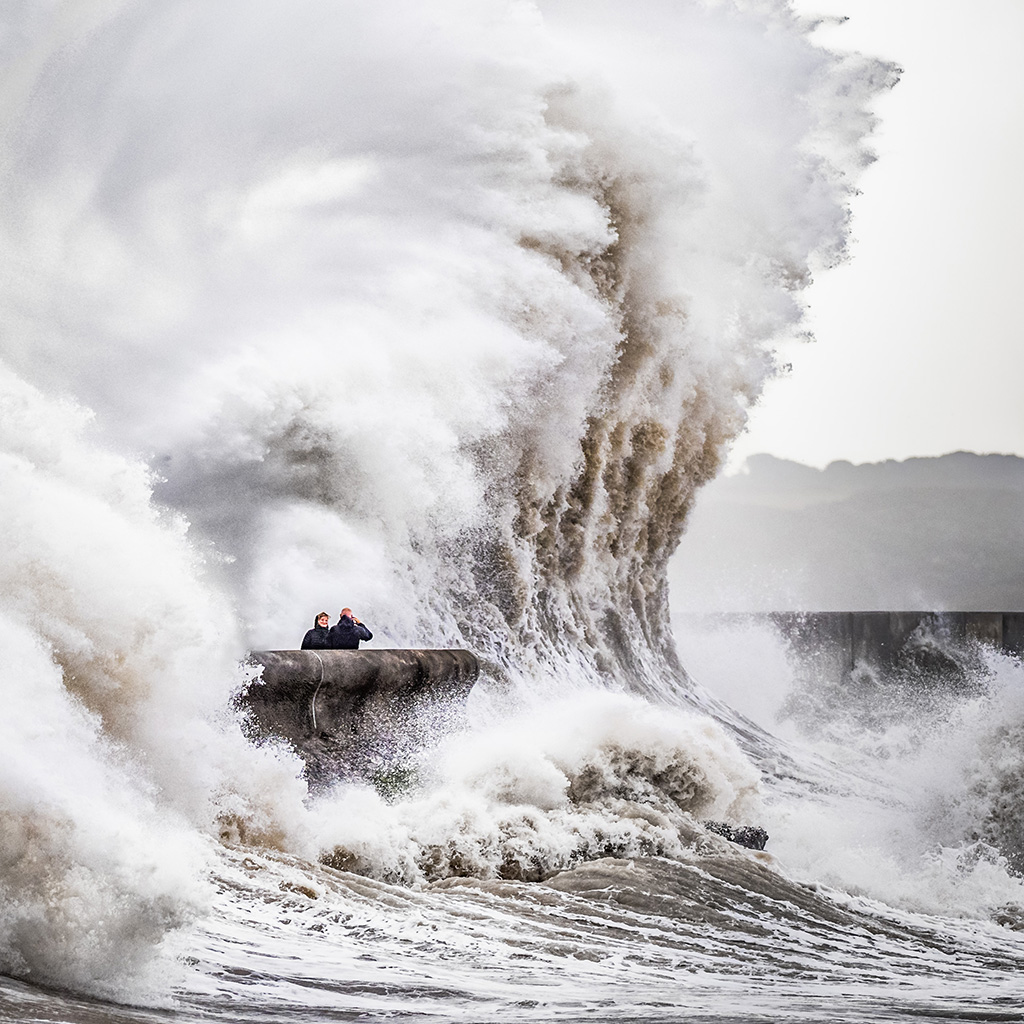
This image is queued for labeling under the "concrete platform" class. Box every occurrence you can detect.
[237,649,479,785]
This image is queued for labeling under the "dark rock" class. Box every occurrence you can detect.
[703,820,769,850]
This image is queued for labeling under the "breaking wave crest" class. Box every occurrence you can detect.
[0,0,917,1007]
[312,693,763,885]
[1,0,894,680]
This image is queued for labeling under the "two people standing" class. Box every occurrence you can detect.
[301,609,373,650]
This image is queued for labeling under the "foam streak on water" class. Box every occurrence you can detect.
[6,1,1024,1021]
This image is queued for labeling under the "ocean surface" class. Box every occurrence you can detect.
[2,2,1023,1021]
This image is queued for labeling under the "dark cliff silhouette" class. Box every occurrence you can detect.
[669,452,1024,613]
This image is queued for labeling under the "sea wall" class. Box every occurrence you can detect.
[238,649,479,785]
[702,612,1024,687]
[760,612,1024,671]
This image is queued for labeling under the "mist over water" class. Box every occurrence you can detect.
[0,0,892,672]
[676,617,1024,921]
[8,2,1024,1020]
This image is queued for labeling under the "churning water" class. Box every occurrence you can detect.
[2,2,1023,1021]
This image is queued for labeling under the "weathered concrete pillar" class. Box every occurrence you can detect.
[966,613,1003,646]
[1004,614,1024,654]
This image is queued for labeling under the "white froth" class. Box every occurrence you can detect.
[683,617,1024,921]
[310,692,763,885]
[0,371,316,996]
[0,0,928,1009]
[0,0,893,666]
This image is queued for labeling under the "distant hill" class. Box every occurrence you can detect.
[668,452,1024,612]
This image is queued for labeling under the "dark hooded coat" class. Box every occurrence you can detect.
[301,616,332,650]
[327,615,372,650]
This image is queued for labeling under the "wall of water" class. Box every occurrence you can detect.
[0,0,903,1004]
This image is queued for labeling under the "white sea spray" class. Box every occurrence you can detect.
[0,0,918,1008]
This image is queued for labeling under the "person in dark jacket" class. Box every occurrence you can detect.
[301,612,331,650]
[327,608,372,649]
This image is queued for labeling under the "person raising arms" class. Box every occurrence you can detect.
[327,608,373,650]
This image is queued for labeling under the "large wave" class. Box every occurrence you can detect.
[0,0,898,1004]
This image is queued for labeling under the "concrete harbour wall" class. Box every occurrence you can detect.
[760,612,1024,671]
[238,649,479,785]
[701,612,1024,687]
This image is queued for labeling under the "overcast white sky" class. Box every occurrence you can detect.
[727,0,1024,470]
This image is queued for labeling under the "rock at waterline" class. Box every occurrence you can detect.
[703,821,769,850]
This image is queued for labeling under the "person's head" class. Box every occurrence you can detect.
[340,607,353,620]
[316,612,329,627]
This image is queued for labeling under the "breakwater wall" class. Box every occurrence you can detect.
[702,612,1024,686]
[764,612,1024,668]
[238,649,479,785]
